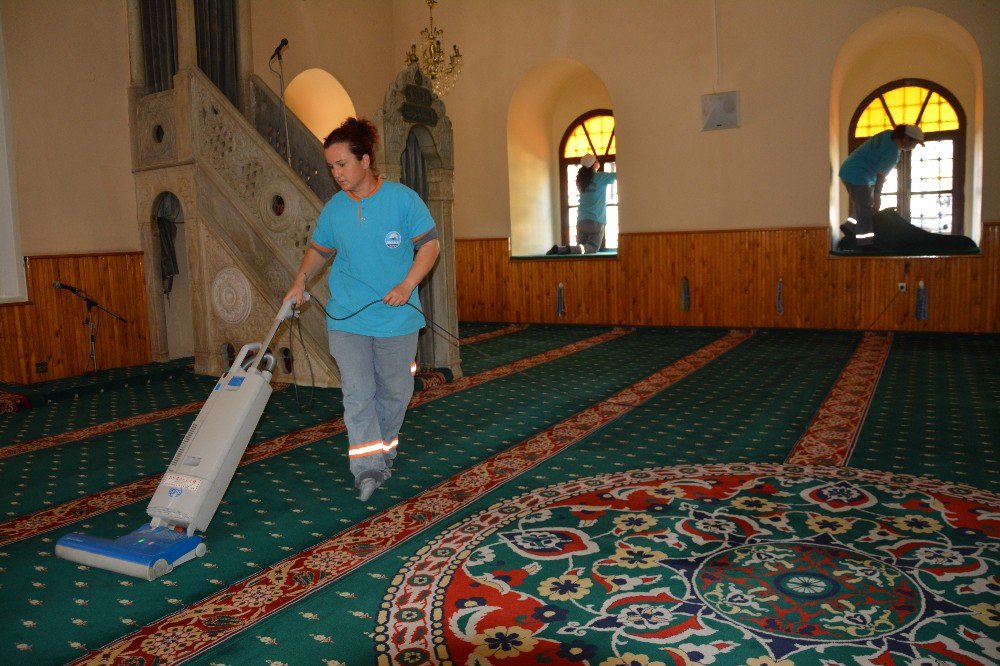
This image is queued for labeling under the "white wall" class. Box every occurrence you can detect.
[1,0,997,275]
[387,0,1000,241]
[1,0,135,256]
[0,8,25,302]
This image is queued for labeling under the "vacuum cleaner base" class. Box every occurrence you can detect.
[56,524,206,580]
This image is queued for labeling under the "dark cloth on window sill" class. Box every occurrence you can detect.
[833,208,978,257]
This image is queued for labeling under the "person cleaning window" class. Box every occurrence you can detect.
[548,153,617,255]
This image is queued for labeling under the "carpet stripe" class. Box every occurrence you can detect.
[0,329,632,546]
[459,323,529,345]
[71,330,750,665]
[784,332,893,466]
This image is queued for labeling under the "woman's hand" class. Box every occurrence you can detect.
[383,281,415,306]
[283,274,307,306]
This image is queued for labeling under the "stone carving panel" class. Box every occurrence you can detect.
[375,64,454,172]
[189,74,321,271]
[135,90,177,168]
[211,265,253,325]
[195,169,259,260]
[256,178,298,234]
[194,88,265,202]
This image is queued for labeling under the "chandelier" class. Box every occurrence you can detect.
[405,0,462,97]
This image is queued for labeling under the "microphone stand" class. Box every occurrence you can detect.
[269,48,292,168]
[63,290,128,373]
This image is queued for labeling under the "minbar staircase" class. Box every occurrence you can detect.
[131,67,340,385]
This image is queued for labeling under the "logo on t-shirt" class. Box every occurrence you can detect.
[385,231,402,248]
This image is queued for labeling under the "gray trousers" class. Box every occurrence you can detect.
[328,330,418,487]
[577,219,606,253]
[844,182,876,244]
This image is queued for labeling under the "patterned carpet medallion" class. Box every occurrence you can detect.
[377,464,1000,665]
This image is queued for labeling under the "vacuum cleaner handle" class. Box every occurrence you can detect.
[278,291,310,320]
[232,343,262,372]
[257,293,311,355]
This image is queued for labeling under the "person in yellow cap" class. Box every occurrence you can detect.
[839,124,924,246]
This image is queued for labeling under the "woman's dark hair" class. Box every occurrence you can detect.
[576,165,595,193]
[324,117,379,177]
[891,124,909,141]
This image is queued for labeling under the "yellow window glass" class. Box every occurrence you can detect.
[856,106,893,137]
[854,85,959,138]
[564,114,616,158]
[920,92,960,132]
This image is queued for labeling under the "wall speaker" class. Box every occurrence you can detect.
[701,91,740,131]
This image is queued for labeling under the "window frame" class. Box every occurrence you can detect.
[559,109,616,248]
[847,78,966,235]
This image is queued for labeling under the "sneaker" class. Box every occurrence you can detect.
[358,478,379,502]
[545,244,560,255]
[840,222,857,236]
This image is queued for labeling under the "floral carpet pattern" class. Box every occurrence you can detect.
[379,464,1000,665]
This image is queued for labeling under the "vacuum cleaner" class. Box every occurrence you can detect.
[55,295,306,580]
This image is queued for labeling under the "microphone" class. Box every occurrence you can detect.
[53,280,82,295]
[270,38,288,61]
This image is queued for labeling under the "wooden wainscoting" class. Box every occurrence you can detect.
[456,223,998,332]
[0,253,151,384]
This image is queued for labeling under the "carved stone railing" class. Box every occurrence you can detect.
[247,75,337,203]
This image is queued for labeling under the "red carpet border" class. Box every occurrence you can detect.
[0,329,632,546]
[72,331,750,664]
[460,323,529,345]
[785,332,892,466]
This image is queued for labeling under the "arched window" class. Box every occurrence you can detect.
[849,79,965,234]
[559,110,618,249]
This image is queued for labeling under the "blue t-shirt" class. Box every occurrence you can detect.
[311,179,436,337]
[839,130,901,187]
[577,171,617,224]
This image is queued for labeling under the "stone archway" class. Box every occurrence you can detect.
[151,191,195,359]
[135,169,197,363]
[374,64,462,378]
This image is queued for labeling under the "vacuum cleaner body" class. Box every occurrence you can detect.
[147,345,273,533]
[56,297,302,580]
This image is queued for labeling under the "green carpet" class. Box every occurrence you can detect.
[0,357,195,406]
[459,323,616,375]
[0,327,996,664]
[850,332,1000,492]
[0,361,210,445]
